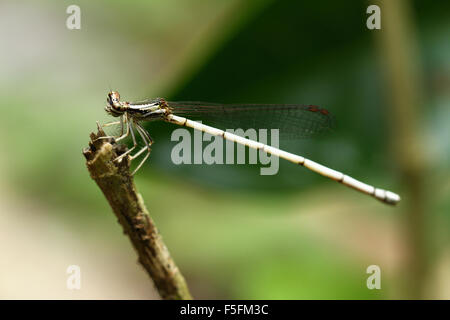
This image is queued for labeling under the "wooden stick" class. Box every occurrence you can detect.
[83,124,192,300]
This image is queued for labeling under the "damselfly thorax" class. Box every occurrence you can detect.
[105,91,171,120]
[99,91,400,205]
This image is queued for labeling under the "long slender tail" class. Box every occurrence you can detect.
[166,114,401,205]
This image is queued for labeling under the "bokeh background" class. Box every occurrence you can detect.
[0,0,449,299]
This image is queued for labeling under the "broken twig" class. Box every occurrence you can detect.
[83,124,192,300]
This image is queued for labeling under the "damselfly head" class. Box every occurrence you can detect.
[105,91,126,116]
[107,91,121,108]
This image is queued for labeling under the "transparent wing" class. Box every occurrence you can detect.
[167,101,335,139]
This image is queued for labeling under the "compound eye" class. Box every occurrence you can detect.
[111,91,120,100]
[107,91,121,107]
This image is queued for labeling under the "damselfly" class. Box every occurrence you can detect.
[99,91,401,205]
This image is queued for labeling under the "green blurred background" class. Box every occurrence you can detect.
[0,0,449,299]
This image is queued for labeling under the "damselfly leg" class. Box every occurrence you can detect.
[115,116,128,142]
[131,122,153,175]
[95,115,127,141]
[96,112,155,174]
[114,120,137,162]
[102,121,120,127]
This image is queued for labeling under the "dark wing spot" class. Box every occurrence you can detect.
[307,105,319,112]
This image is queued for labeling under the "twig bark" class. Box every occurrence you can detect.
[83,124,192,300]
